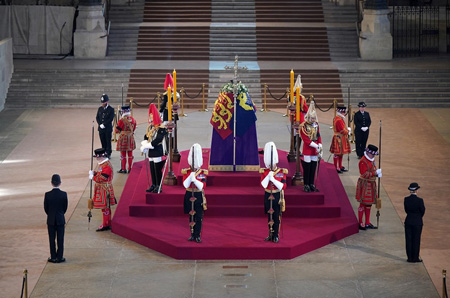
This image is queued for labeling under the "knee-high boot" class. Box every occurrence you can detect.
[309,161,319,192]
[153,160,166,193]
[301,160,310,192]
[147,161,157,192]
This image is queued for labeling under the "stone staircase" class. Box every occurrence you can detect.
[339,69,450,108]
[107,0,145,59]
[5,69,130,109]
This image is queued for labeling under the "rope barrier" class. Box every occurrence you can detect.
[266,86,287,101]
[182,87,203,99]
[314,102,335,113]
[131,95,158,107]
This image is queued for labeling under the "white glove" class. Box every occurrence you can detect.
[269,175,284,191]
[362,127,368,132]
[309,142,319,149]
[89,170,94,180]
[261,171,272,188]
[141,141,154,150]
[376,168,382,177]
[318,143,323,150]
[141,140,148,146]
[100,124,105,129]
[140,146,148,154]
[348,127,352,134]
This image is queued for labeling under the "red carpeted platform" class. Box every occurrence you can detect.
[112,149,359,260]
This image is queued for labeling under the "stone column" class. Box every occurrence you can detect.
[359,0,393,60]
[74,0,108,58]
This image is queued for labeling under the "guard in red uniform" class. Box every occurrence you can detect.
[300,101,322,192]
[115,105,137,173]
[89,148,116,231]
[140,104,168,193]
[355,144,382,230]
[182,143,208,243]
[260,142,287,243]
[330,106,351,173]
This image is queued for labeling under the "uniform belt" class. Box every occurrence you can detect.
[186,188,202,192]
[265,189,281,193]
[120,131,133,135]
[359,177,376,181]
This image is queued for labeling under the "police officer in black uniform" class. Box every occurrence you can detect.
[96,94,115,158]
[354,101,371,159]
[404,182,425,263]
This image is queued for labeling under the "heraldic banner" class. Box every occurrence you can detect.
[209,83,259,171]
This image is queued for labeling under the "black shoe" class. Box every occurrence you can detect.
[272,237,279,243]
[195,237,202,243]
[146,185,155,193]
[303,185,311,193]
[96,225,110,232]
[117,169,127,174]
[48,258,57,263]
[309,184,319,192]
[365,223,378,229]
[414,258,423,263]
[264,235,273,241]
[337,169,342,174]
[407,259,414,263]
[152,187,162,193]
[127,169,131,174]
[188,235,194,241]
[340,167,348,172]
[357,156,362,159]
[358,224,366,231]
[57,257,66,263]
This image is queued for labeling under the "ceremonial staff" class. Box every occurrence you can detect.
[189,148,196,235]
[268,145,275,239]
[87,121,94,229]
[376,120,382,227]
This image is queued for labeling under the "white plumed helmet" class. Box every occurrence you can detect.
[188,143,203,169]
[263,142,278,169]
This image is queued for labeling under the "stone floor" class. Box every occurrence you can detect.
[0,105,448,298]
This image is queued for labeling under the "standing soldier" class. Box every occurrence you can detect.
[354,101,371,159]
[330,106,351,173]
[115,105,137,173]
[140,104,167,193]
[182,143,208,243]
[260,142,287,243]
[300,101,322,192]
[96,94,115,158]
[89,148,116,231]
[355,144,382,230]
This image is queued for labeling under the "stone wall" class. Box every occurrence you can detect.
[0,38,13,112]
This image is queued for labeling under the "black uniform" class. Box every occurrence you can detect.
[96,104,115,157]
[354,110,371,158]
[404,194,425,262]
[144,127,168,192]
[44,187,68,262]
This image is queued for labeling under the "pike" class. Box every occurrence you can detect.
[376,120,382,228]
[87,121,94,230]
[189,146,196,235]
[268,145,275,239]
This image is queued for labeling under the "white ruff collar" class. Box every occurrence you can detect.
[98,158,109,165]
[364,152,375,161]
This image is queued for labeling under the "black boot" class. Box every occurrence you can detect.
[309,161,319,192]
[152,160,166,193]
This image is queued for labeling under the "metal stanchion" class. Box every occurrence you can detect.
[180,87,187,117]
[21,269,28,298]
[261,83,268,112]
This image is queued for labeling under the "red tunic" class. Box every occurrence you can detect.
[93,160,116,209]
[260,168,287,191]
[355,155,378,205]
[300,122,321,156]
[330,115,351,155]
[115,115,136,151]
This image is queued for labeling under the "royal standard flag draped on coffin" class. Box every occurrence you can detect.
[210,82,257,140]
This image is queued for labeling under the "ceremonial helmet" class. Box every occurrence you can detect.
[304,101,318,123]
[294,74,303,92]
[121,105,131,112]
[164,73,173,90]
[148,104,162,126]
[358,101,367,108]
[93,148,108,158]
[263,141,279,169]
[101,94,109,103]
[188,143,203,169]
